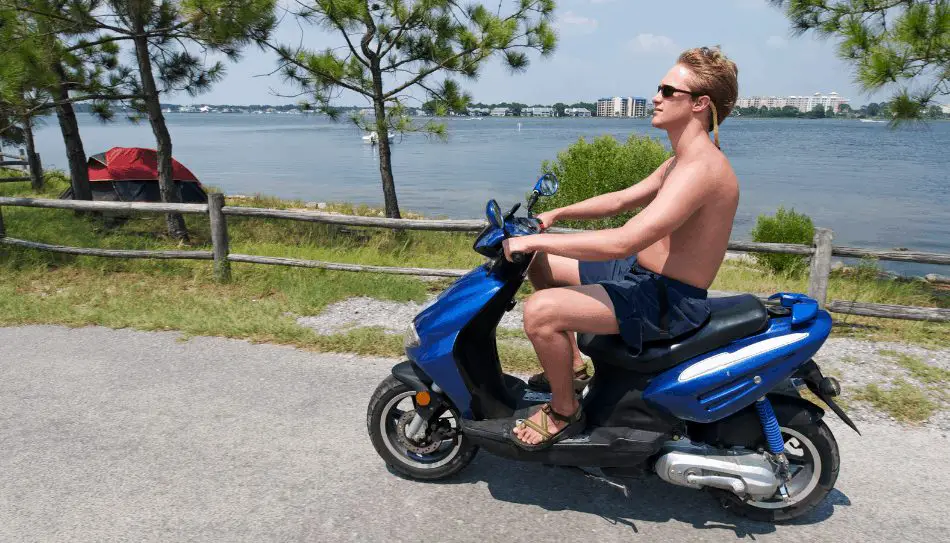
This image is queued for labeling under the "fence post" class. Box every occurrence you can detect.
[209,193,231,283]
[0,205,5,238]
[808,227,833,308]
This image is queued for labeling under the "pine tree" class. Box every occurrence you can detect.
[269,1,557,218]
[9,0,277,239]
[771,1,950,123]
[0,6,55,191]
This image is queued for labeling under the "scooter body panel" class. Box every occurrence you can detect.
[643,311,832,422]
[406,265,506,417]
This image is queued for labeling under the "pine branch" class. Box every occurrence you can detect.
[261,41,374,97]
[12,3,130,35]
[65,33,129,52]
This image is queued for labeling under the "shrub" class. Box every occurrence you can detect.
[536,134,671,230]
[750,207,815,275]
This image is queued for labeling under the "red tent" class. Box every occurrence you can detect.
[62,147,207,203]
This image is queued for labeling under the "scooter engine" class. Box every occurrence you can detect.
[654,440,781,499]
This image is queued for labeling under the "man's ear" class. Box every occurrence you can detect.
[692,95,711,114]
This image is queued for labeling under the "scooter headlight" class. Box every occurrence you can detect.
[404,321,421,350]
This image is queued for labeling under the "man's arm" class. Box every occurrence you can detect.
[549,157,675,223]
[508,162,713,261]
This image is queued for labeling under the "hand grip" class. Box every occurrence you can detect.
[511,252,530,265]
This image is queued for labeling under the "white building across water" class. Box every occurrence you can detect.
[563,107,592,117]
[596,97,648,117]
[522,107,555,117]
[735,92,850,113]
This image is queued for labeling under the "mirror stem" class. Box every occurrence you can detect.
[526,191,540,217]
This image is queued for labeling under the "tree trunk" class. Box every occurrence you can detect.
[53,64,92,200]
[131,34,188,241]
[370,69,400,219]
[21,117,42,192]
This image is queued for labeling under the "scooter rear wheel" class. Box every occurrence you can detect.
[712,418,840,522]
[367,376,478,480]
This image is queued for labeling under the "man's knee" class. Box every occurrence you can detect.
[523,291,562,336]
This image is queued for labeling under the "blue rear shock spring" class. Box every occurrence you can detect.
[755,398,785,454]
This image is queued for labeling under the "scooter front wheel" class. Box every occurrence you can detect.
[366,375,478,480]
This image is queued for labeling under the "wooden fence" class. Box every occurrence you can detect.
[0,148,43,191]
[1,194,948,323]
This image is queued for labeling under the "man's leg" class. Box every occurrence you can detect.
[513,285,619,446]
[526,253,586,372]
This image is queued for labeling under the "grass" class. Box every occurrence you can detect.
[854,380,936,423]
[2,171,949,375]
[878,350,950,385]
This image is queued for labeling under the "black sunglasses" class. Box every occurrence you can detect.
[658,84,703,98]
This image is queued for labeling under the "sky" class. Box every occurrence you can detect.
[170,0,889,107]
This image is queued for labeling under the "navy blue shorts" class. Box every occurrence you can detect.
[579,256,710,355]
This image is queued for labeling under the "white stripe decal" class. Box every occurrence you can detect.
[677,333,809,382]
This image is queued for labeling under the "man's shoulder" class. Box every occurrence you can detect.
[681,150,736,184]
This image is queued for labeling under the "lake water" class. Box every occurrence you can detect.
[23,114,950,276]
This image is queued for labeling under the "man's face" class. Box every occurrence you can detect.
[652,64,699,129]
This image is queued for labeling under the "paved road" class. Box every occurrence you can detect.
[2,325,948,542]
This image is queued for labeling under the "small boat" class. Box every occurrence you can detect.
[859,119,886,123]
[362,131,396,144]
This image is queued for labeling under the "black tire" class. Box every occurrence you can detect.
[366,375,478,481]
[713,418,840,522]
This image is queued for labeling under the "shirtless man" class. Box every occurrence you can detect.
[503,47,741,449]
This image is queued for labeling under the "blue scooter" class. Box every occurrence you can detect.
[367,174,858,522]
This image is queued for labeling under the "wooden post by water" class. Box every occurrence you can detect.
[209,193,231,283]
[808,228,834,308]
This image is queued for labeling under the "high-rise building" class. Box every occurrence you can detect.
[736,92,850,113]
[632,97,647,117]
[597,97,649,117]
[597,97,622,117]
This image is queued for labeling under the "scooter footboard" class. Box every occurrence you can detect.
[643,311,832,423]
[461,418,669,467]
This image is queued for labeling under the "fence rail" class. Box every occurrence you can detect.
[1,195,948,323]
[0,148,42,190]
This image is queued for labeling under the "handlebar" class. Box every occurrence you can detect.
[504,202,521,220]
[510,252,530,265]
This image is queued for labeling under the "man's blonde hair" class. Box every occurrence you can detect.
[677,47,739,141]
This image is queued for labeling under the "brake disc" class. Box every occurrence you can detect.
[395,411,442,455]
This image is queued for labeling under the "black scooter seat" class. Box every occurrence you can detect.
[577,294,769,374]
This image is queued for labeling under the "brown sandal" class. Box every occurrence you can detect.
[527,367,591,393]
[510,403,586,451]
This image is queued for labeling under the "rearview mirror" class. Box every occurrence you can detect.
[534,174,559,196]
[486,200,504,229]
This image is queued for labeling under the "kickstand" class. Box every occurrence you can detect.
[560,466,631,498]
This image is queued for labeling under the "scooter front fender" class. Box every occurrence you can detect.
[391,360,432,392]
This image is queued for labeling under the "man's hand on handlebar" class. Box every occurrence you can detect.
[535,210,559,231]
[502,237,531,263]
